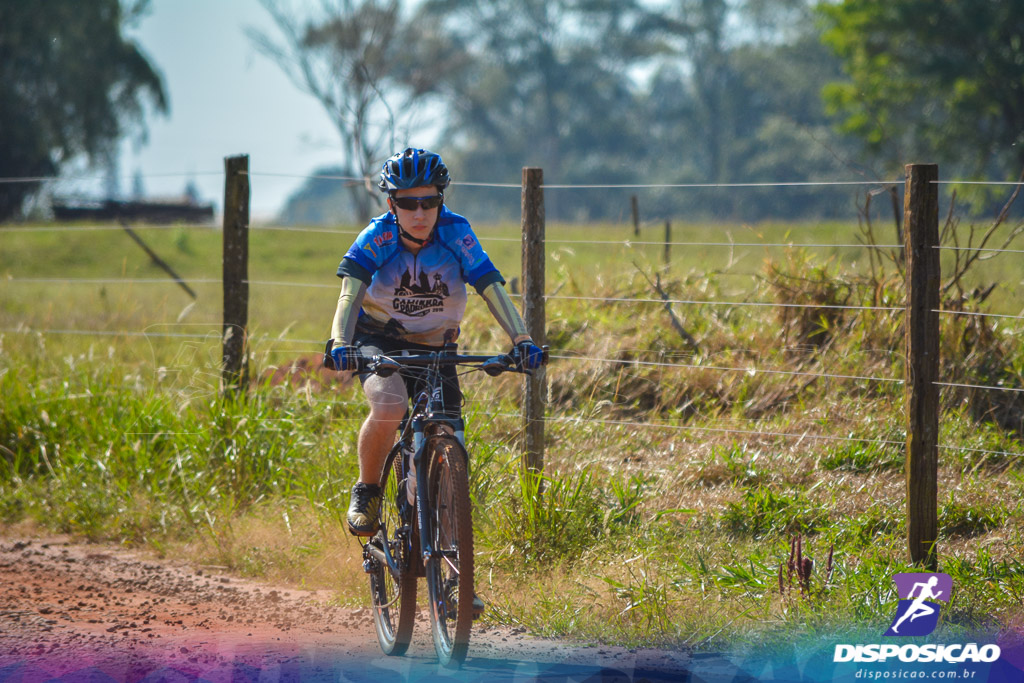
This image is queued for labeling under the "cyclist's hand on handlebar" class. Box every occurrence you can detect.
[330,345,361,372]
[512,341,547,370]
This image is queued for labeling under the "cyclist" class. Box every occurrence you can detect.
[327,147,545,539]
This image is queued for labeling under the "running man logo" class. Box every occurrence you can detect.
[884,573,952,637]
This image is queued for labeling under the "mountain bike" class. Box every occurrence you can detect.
[332,341,545,667]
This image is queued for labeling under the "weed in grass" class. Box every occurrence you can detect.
[943,547,1024,632]
[486,468,604,562]
[721,485,828,537]
[940,408,1024,474]
[778,534,833,598]
[603,562,673,637]
[715,556,772,596]
[695,443,769,486]
[606,472,650,525]
[480,463,658,564]
[838,506,902,546]
[939,494,1008,537]
[818,440,901,473]
[767,254,851,350]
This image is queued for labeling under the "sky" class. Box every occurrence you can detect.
[114,0,348,221]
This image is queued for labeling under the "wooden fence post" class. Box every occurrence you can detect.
[522,167,546,474]
[631,195,640,237]
[904,163,940,569]
[222,154,250,393]
[664,220,672,268]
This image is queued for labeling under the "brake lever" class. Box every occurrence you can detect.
[323,339,336,371]
[372,356,401,378]
[481,354,512,377]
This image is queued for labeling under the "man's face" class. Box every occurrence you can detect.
[390,185,442,244]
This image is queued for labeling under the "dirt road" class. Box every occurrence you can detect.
[0,537,721,682]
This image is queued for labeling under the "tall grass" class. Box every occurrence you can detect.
[2,220,1024,648]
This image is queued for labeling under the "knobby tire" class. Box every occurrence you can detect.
[368,446,417,656]
[424,435,474,667]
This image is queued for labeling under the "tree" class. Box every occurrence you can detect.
[0,0,167,221]
[417,0,655,220]
[250,0,441,223]
[821,0,1024,177]
[634,0,860,219]
[270,0,878,223]
[277,165,356,225]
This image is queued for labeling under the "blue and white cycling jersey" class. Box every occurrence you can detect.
[337,206,505,346]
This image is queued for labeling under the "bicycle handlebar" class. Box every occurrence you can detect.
[365,353,518,378]
[323,339,548,376]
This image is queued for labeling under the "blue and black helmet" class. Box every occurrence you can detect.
[377,148,451,193]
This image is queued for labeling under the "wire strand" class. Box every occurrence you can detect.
[550,352,902,383]
[242,171,363,181]
[252,226,359,235]
[937,444,1023,458]
[536,414,906,446]
[2,277,906,312]
[0,171,223,185]
[478,236,903,249]
[0,327,218,340]
[547,294,903,312]
[488,412,1021,460]
[935,246,1024,254]
[934,309,1024,321]
[933,180,1024,186]
[240,170,523,189]
[540,180,904,189]
[0,223,218,233]
[3,277,221,285]
[935,381,1024,394]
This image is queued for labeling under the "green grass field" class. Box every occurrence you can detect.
[2,217,1024,650]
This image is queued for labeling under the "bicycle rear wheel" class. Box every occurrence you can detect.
[424,435,474,667]
[367,446,417,655]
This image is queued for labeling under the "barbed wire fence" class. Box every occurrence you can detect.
[4,160,1024,568]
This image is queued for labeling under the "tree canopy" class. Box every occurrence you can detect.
[821,0,1024,177]
[267,0,866,223]
[251,0,455,222]
[266,0,1024,223]
[0,0,167,221]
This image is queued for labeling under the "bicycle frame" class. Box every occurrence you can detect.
[352,341,547,665]
[362,347,496,581]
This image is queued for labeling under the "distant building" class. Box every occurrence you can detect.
[53,176,215,224]
[52,197,215,224]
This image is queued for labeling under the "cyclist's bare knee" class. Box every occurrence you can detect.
[364,374,408,424]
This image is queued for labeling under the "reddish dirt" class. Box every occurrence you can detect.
[0,537,704,682]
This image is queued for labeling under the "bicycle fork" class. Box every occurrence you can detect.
[413,422,464,566]
[413,426,435,566]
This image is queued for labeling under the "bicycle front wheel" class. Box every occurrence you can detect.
[368,447,417,655]
[424,435,475,667]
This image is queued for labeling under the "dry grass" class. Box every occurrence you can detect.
[3,220,1024,648]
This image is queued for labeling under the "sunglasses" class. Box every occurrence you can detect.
[391,195,444,211]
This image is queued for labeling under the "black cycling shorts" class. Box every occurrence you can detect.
[352,333,463,419]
